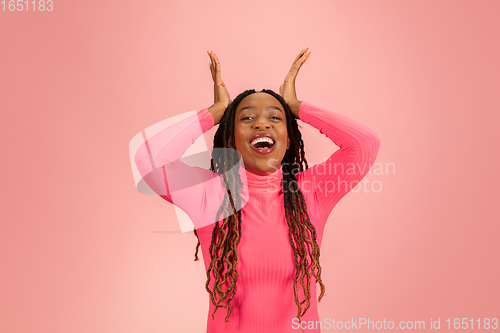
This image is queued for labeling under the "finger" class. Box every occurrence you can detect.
[286,51,310,80]
[212,53,221,72]
[208,51,218,81]
[289,48,308,74]
[296,51,310,66]
[207,51,214,64]
[207,51,214,71]
[302,51,311,64]
[289,51,310,77]
[292,47,309,63]
[212,53,223,82]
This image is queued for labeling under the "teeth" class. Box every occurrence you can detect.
[250,137,274,146]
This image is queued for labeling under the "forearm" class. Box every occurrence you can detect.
[207,103,226,126]
[298,101,380,160]
[134,108,215,176]
[288,99,301,119]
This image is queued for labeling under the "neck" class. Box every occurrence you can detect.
[238,164,283,192]
[244,165,280,176]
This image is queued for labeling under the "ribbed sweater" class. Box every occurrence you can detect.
[134,101,380,332]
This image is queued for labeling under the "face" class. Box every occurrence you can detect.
[233,92,290,176]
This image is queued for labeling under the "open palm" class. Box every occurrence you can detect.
[279,48,311,118]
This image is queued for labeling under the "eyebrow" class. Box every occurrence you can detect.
[238,106,284,114]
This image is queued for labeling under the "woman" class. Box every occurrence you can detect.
[134,49,380,332]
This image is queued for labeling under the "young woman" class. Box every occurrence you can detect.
[134,49,380,332]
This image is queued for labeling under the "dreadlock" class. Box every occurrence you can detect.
[192,89,326,325]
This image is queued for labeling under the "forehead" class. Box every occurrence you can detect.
[237,93,282,111]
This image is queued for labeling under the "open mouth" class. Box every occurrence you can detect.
[250,136,275,154]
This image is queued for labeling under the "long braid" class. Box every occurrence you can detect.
[192,89,326,325]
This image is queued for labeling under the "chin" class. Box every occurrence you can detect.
[256,163,282,175]
[241,150,285,175]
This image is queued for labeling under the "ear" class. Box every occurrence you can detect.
[287,137,290,149]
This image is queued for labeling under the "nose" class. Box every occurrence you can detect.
[252,117,271,130]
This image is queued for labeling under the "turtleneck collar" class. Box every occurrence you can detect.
[238,164,283,193]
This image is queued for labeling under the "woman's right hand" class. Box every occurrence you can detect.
[207,51,232,125]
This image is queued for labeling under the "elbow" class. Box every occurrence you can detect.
[344,128,381,166]
[134,143,146,164]
[371,131,381,151]
[134,142,152,176]
[358,131,381,165]
[368,132,381,163]
[363,125,381,152]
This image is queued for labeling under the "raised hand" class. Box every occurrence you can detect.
[207,51,232,125]
[279,48,311,118]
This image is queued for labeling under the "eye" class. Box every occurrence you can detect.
[270,116,282,120]
[241,116,253,120]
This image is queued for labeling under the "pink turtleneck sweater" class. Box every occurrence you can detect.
[134,101,380,332]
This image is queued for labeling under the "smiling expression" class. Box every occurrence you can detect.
[233,92,290,176]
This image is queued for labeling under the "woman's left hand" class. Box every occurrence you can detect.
[279,48,311,118]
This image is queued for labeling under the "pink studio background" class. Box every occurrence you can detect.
[1,1,499,332]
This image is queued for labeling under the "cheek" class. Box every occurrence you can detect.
[279,127,289,144]
[233,127,246,148]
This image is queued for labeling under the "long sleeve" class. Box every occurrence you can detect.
[134,108,224,228]
[296,101,381,218]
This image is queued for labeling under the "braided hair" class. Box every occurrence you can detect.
[192,89,326,324]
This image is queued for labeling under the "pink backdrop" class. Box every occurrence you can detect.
[1,0,499,332]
